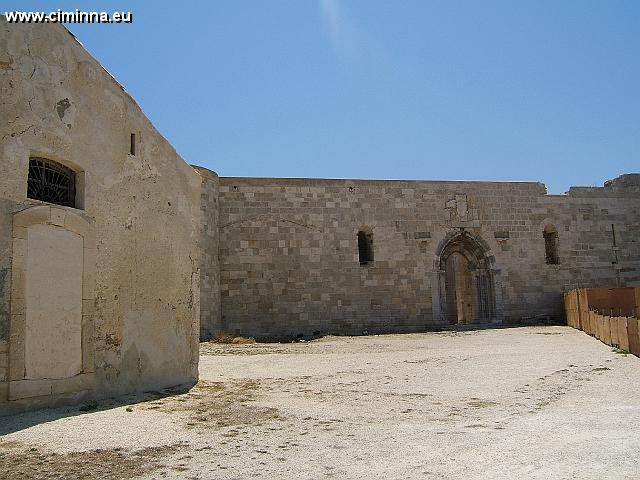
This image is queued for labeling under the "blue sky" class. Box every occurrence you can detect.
[8,1,640,193]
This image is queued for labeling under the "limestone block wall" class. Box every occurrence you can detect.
[0,21,202,413]
[215,176,639,338]
[511,180,640,321]
[194,166,221,340]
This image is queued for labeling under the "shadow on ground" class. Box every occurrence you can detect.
[0,382,196,436]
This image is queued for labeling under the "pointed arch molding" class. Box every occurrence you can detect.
[8,205,96,402]
[431,230,505,325]
[433,230,495,269]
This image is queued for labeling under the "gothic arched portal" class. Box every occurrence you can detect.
[434,232,498,325]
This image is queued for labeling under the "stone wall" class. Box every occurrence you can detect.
[2,18,638,415]
[194,167,221,340]
[0,21,202,413]
[214,176,640,339]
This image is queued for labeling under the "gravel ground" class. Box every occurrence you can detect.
[1,326,639,479]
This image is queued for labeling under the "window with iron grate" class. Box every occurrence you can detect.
[27,158,76,208]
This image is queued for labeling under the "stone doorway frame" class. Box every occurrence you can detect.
[8,205,96,402]
[431,230,504,325]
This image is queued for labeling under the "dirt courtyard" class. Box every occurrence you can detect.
[1,326,639,479]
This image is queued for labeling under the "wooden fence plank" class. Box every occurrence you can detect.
[617,317,630,352]
[627,318,640,356]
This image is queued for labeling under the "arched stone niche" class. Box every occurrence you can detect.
[8,205,96,401]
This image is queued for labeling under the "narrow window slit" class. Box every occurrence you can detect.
[543,224,560,265]
[358,229,374,265]
[130,133,136,155]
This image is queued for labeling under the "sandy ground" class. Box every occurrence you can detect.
[1,326,640,479]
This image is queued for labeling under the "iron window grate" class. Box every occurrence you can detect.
[27,158,76,207]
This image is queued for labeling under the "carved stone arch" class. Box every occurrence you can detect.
[8,205,96,404]
[431,230,504,325]
[433,230,495,269]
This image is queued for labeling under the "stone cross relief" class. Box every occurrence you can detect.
[445,194,480,225]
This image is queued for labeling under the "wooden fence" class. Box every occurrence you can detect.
[565,288,640,356]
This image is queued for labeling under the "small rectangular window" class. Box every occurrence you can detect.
[358,230,374,265]
[130,133,136,155]
[543,225,560,265]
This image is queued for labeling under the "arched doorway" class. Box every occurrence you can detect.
[435,232,497,325]
[444,252,474,323]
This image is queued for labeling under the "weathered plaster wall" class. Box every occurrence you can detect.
[0,20,202,412]
[215,176,639,338]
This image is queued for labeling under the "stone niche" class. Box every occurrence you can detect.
[7,205,96,404]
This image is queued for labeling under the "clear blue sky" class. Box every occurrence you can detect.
[9,1,640,193]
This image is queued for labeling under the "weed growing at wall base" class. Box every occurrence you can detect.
[612,347,629,356]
